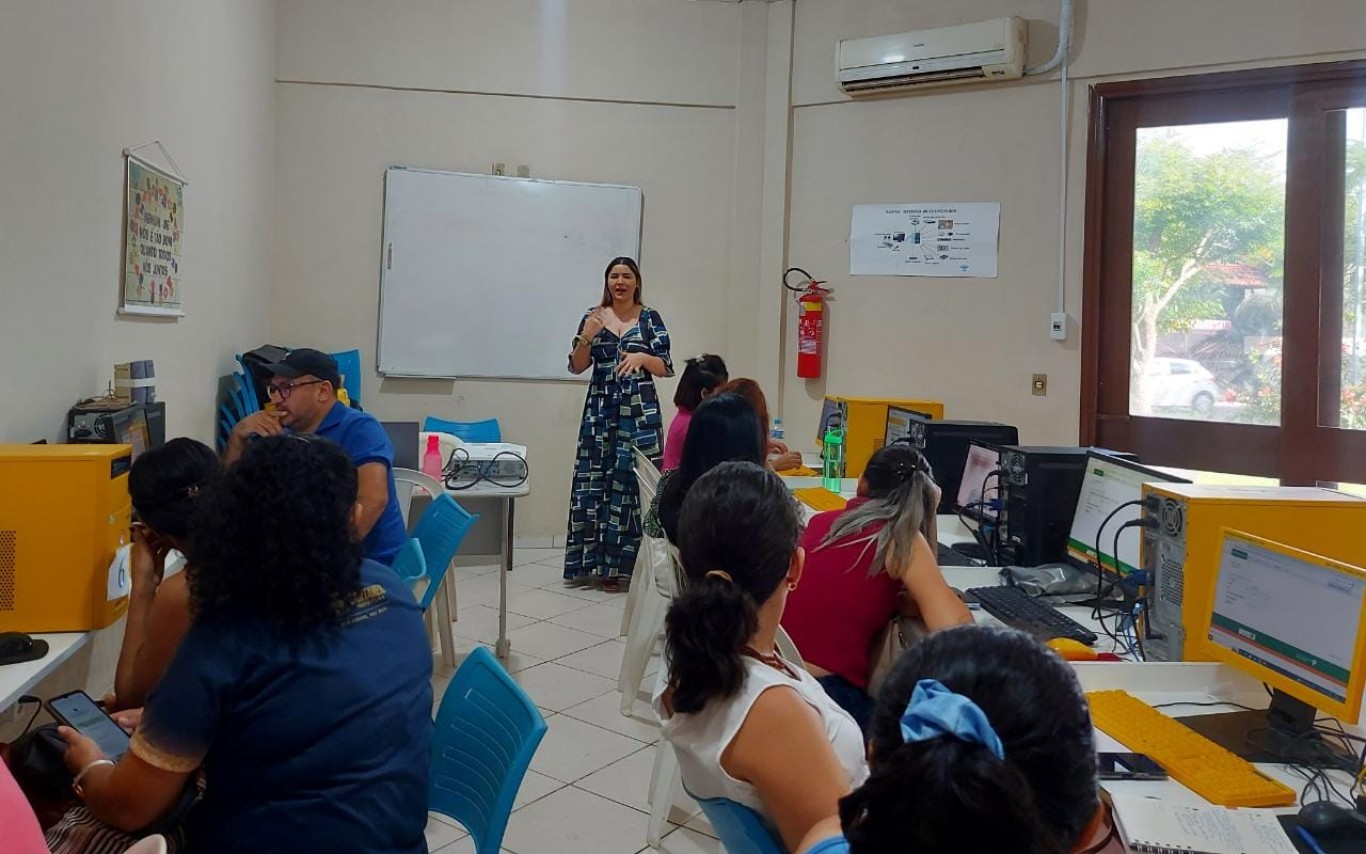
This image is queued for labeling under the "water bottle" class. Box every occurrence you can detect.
[821,423,844,492]
[422,434,444,480]
[770,418,784,442]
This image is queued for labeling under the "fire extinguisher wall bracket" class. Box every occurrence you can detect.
[785,267,831,380]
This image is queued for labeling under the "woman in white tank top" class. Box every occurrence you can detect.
[653,462,868,851]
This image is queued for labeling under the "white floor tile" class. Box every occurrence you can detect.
[555,581,632,604]
[432,836,514,854]
[549,601,630,639]
[425,812,468,851]
[452,605,537,647]
[452,643,543,675]
[650,827,724,854]
[505,587,596,621]
[511,769,566,811]
[513,662,617,712]
[683,812,718,840]
[561,692,662,744]
[530,713,650,783]
[506,561,568,589]
[554,639,627,679]
[574,746,658,813]
[505,620,608,661]
[452,559,500,577]
[503,786,650,854]
[514,547,566,567]
[449,573,505,609]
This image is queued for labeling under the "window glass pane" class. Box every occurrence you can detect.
[1326,108,1366,430]
[1130,120,1288,425]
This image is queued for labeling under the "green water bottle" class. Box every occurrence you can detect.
[822,423,845,492]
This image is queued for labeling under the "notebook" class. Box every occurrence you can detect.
[1111,794,1298,854]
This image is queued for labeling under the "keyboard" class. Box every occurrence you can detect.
[1086,689,1296,808]
[966,585,1098,645]
[792,487,848,513]
[779,466,820,477]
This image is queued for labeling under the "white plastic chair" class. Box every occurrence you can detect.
[621,465,660,636]
[123,835,168,854]
[632,445,662,491]
[393,467,459,664]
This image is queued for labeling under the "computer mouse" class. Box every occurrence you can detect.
[1299,801,1366,840]
[1046,637,1099,661]
[0,631,34,658]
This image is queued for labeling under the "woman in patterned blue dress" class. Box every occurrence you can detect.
[565,257,673,591]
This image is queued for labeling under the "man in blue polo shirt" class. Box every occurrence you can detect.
[225,349,407,565]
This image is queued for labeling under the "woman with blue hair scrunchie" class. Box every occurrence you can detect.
[800,625,1121,854]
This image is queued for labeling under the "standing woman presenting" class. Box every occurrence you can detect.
[565,257,673,591]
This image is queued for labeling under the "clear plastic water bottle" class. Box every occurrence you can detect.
[422,434,444,480]
[770,418,784,442]
[821,423,844,492]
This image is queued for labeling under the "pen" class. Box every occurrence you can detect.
[1296,825,1328,854]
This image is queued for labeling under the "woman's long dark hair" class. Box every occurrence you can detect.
[674,354,729,410]
[819,442,937,578]
[188,435,364,638]
[599,256,643,306]
[665,462,803,714]
[128,437,221,542]
[658,392,765,542]
[840,625,1099,853]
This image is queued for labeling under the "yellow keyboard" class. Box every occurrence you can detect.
[792,487,848,513]
[779,466,820,478]
[1086,690,1295,807]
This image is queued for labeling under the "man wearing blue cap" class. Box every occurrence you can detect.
[225,349,406,565]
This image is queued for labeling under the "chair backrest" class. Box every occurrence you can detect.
[329,349,364,406]
[122,834,168,854]
[393,467,444,529]
[391,537,428,585]
[411,494,479,610]
[691,795,784,854]
[431,646,548,854]
[632,446,662,490]
[774,625,808,674]
[383,421,421,470]
[423,416,501,443]
[634,467,657,507]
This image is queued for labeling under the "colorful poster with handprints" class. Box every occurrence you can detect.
[122,159,184,314]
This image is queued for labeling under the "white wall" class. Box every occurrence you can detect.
[778,0,1366,450]
[0,0,277,446]
[271,0,755,539]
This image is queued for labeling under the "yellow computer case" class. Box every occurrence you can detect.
[820,395,945,478]
[1140,483,1366,662]
[0,445,133,632]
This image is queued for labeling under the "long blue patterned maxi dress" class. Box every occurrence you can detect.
[564,306,673,581]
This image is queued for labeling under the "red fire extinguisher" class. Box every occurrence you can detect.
[785,267,832,379]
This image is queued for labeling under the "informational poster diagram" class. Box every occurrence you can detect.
[849,203,1000,278]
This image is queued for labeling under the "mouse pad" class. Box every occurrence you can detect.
[1280,816,1366,853]
[0,638,49,666]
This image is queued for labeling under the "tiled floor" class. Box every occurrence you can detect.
[425,549,719,854]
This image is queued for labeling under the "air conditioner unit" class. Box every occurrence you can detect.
[837,17,1027,97]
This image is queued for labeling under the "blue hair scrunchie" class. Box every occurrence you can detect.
[899,678,1005,760]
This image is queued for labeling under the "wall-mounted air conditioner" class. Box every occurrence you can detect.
[837,17,1027,97]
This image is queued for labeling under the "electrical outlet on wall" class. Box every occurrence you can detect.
[1032,374,1048,396]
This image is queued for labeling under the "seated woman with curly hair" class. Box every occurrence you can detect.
[57,435,433,854]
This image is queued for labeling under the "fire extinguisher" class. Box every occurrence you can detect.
[785,267,832,379]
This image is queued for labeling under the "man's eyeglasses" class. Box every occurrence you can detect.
[266,379,325,400]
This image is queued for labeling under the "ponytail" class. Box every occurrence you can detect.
[821,443,937,576]
[663,462,802,714]
[840,738,1064,854]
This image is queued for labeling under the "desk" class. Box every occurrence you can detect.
[0,632,90,713]
[444,479,530,665]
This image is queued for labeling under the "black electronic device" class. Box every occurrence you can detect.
[1097,752,1168,781]
[966,585,1098,645]
[1298,802,1366,841]
[996,446,1137,567]
[382,421,420,471]
[0,631,48,665]
[898,413,1018,514]
[45,690,131,761]
[67,401,166,453]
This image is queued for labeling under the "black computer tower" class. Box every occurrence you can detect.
[904,415,1019,513]
[997,446,1138,567]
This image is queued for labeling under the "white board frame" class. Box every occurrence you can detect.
[376,167,643,382]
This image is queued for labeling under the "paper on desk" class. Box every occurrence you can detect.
[107,544,131,601]
[1109,794,1297,854]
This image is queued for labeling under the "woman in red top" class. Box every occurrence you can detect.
[781,442,972,732]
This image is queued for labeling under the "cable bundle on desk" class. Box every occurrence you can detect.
[958,468,1005,566]
[441,446,530,490]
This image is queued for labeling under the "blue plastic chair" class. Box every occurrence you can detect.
[423,417,501,443]
[329,349,363,407]
[411,494,479,610]
[430,646,548,854]
[691,794,784,854]
[391,538,428,585]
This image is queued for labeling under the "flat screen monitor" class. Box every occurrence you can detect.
[382,421,420,471]
[884,405,934,448]
[1065,452,1188,576]
[817,397,843,445]
[956,441,1003,519]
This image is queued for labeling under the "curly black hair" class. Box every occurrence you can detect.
[188,434,364,638]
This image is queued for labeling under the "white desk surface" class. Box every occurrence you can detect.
[0,632,91,712]
[444,479,531,499]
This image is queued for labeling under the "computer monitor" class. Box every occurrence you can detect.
[956,441,1004,520]
[901,415,1019,514]
[817,397,843,445]
[1066,452,1188,578]
[110,407,150,460]
[382,421,420,471]
[1179,530,1366,768]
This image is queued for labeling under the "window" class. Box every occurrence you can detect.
[1082,62,1366,484]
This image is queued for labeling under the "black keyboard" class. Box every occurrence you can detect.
[966,585,1098,645]
[937,543,976,567]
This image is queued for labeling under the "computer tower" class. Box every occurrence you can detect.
[0,445,133,632]
[997,446,1137,567]
[817,395,945,479]
[1140,484,1366,663]
[902,415,1018,513]
[67,401,165,449]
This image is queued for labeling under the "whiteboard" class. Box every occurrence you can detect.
[377,167,643,380]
